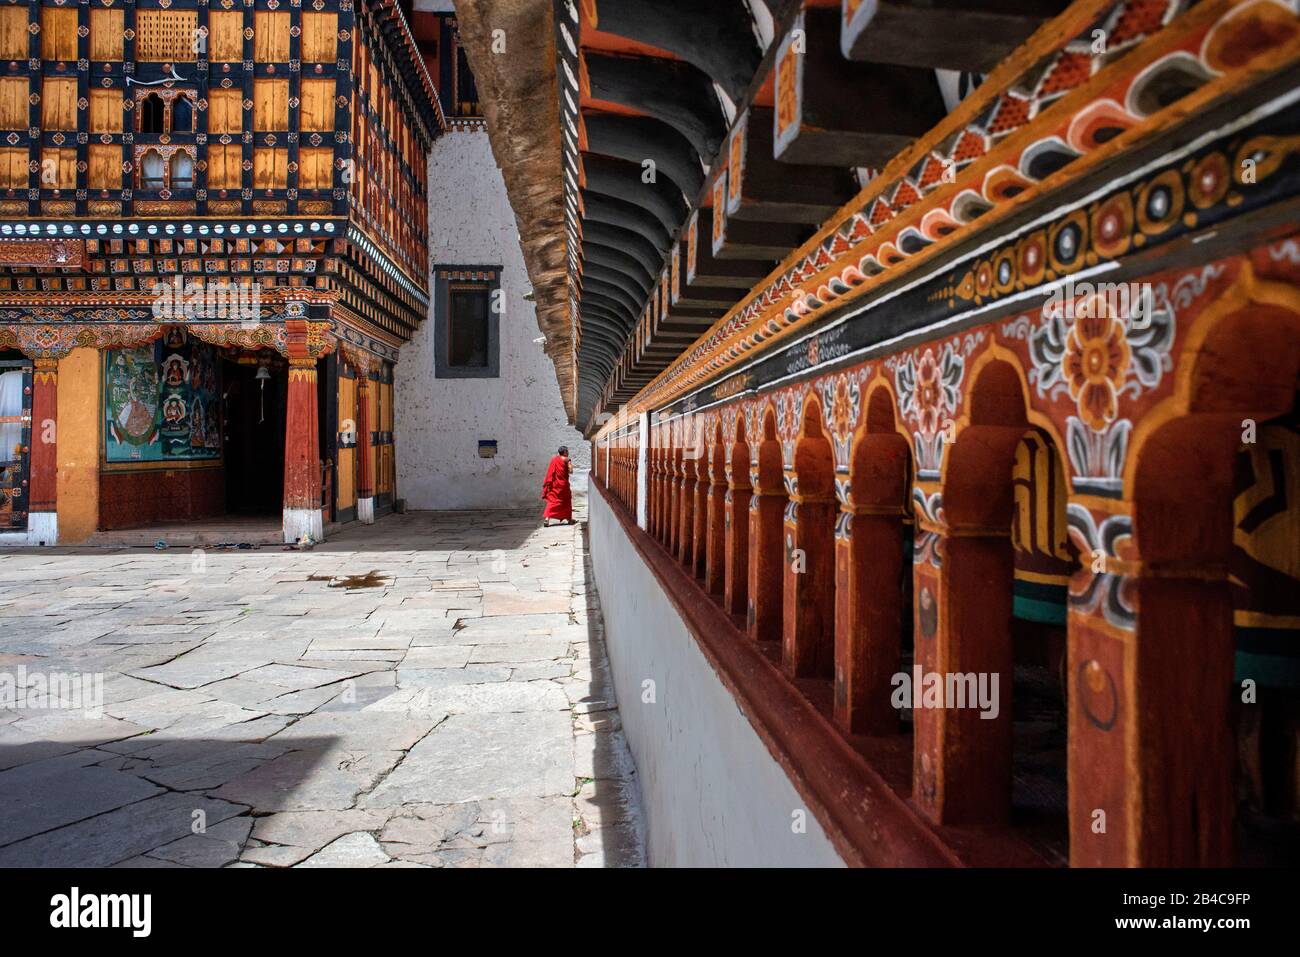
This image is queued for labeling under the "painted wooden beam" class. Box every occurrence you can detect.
[721,107,857,224]
[583,155,688,235]
[840,0,1065,73]
[583,113,706,200]
[774,9,947,167]
[591,0,761,103]
[582,241,656,295]
[583,219,667,278]
[584,53,728,159]
[582,190,672,253]
[684,206,775,289]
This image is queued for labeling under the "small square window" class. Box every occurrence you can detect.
[448,285,489,369]
[434,267,501,378]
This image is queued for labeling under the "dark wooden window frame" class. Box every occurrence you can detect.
[433,265,501,379]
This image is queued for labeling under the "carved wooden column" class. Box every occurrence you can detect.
[834,505,907,734]
[782,479,837,679]
[835,432,911,735]
[678,449,697,567]
[27,358,58,544]
[724,444,751,616]
[1068,500,1233,867]
[912,522,1014,827]
[669,448,683,554]
[284,354,323,542]
[703,447,726,595]
[747,459,785,643]
[691,451,708,579]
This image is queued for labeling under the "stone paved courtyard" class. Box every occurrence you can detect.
[0,486,644,867]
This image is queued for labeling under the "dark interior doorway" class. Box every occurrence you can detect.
[222,354,286,515]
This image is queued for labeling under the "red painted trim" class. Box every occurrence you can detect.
[593,478,1049,867]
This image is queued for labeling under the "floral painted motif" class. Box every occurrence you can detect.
[1066,504,1137,630]
[1063,300,1132,431]
[1009,262,1216,492]
[891,337,976,478]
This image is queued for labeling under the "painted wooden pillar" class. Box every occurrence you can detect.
[782,482,837,679]
[646,446,657,537]
[27,357,59,544]
[691,453,708,579]
[669,449,682,554]
[704,451,726,595]
[660,448,672,545]
[747,470,785,643]
[912,526,1014,826]
[356,369,375,524]
[656,446,667,541]
[724,452,751,616]
[835,505,906,734]
[284,355,323,543]
[678,451,697,567]
[1068,507,1233,867]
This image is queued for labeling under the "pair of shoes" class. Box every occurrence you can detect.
[542,518,550,527]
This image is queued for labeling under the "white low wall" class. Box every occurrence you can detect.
[588,489,845,867]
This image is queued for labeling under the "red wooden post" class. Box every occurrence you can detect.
[704,448,726,595]
[691,453,708,578]
[782,485,837,679]
[356,367,375,524]
[27,357,58,543]
[678,450,696,566]
[724,442,751,616]
[912,531,1015,826]
[669,448,682,554]
[834,509,906,734]
[284,355,323,543]
[747,440,785,643]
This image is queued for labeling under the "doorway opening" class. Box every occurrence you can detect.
[222,351,286,516]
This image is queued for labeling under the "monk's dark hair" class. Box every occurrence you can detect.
[558,446,568,455]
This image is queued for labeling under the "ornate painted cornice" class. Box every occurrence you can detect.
[623,0,1300,418]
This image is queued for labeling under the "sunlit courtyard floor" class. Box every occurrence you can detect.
[0,491,643,867]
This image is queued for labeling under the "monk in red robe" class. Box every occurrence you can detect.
[541,446,573,525]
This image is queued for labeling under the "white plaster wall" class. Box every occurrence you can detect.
[588,489,846,867]
[396,130,587,510]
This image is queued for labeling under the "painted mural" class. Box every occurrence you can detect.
[105,330,222,464]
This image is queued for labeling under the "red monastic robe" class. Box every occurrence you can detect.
[541,455,572,520]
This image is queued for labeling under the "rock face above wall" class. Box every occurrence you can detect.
[395,130,586,511]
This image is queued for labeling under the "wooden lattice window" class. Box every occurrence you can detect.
[0,77,27,130]
[40,147,76,190]
[298,147,333,190]
[301,13,338,63]
[299,79,334,132]
[252,147,288,189]
[0,147,26,189]
[135,10,199,63]
[170,150,195,189]
[138,93,165,135]
[0,7,28,60]
[253,79,288,131]
[87,144,121,190]
[41,8,78,62]
[89,8,125,61]
[207,89,243,134]
[41,78,78,132]
[208,11,244,63]
[253,11,290,62]
[138,148,165,189]
[206,144,242,189]
[89,89,123,134]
